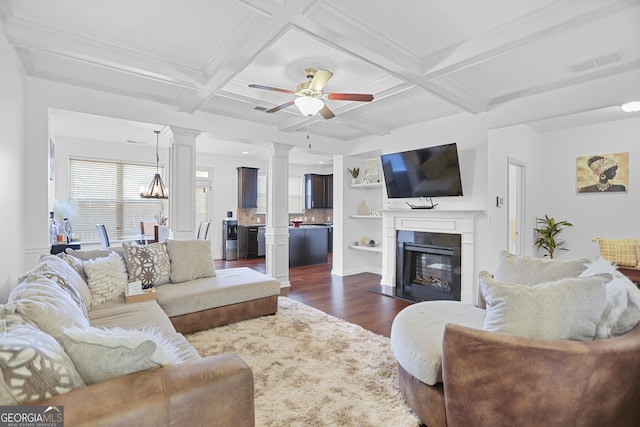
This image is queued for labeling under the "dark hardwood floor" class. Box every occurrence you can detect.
[214,255,412,337]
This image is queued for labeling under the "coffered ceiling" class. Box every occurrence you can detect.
[2,0,639,160]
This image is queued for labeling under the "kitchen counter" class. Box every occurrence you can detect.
[238,224,331,263]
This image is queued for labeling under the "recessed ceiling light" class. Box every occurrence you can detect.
[318,161,325,164]
[242,151,250,154]
[621,101,640,113]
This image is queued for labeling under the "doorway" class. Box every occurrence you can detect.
[507,158,525,254]
[195,168,212,232]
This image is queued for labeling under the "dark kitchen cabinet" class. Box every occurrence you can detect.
[289,228,306,267]
[237,225,259,259]
[305,227,329,264]
[257,226,266,257]
[289,226,328,267]
[304,174,333,209]
[238,167,258,208]
[326,174,333,208]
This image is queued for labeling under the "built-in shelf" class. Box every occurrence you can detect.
[349,214,383,219]
[349,182,382,190]
[349,244,382,253]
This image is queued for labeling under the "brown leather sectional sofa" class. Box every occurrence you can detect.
[9,248,282,426]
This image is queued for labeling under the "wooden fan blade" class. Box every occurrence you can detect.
[265,100,295,113]
[309,69,333,92]
[319,105,335,120]
[249,84,295,94]
[326,93,374,102]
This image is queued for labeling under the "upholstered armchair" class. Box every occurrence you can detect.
[392,252,640,427]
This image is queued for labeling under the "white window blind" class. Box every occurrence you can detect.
[68,158,166,243]
[288,176,304,213]
[257,174,267,213]
[195,184,210,231]
[195,169,211,233]
[257,175,304,214]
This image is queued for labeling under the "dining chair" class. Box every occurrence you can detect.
[96,224,110,248]
[197,221,210,240]
[140,221,159,244]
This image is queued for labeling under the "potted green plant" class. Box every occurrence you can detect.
[534,215,573,259]
[348,167,360,184]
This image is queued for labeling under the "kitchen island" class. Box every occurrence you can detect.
[289,224,329,267]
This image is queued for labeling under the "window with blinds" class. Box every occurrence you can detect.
[68,158,166,243]
[256,174,305,214]
[195,171,210,232]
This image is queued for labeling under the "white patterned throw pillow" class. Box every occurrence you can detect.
[0,313,85,404]
[122,242,170,287]
[83,252,128,305]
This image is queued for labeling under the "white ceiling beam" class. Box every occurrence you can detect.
[489,59,640,108]
[234,0,285,18]
[421,0,639,80]
[276,110,390,136]
[179,0,320,113]
[4,17,204,88]
[296,5,487,113]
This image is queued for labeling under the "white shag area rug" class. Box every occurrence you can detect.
[186,296,420,427]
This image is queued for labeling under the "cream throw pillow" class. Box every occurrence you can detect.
[7,275,90,340]
[493,250,588,285]
[83,252,128,305]
[480,271,607,341]
[61,326,183,384]
[165,239,215,283]
[0,313,85,404]
[21,270,89,320]
[37,254,93,309]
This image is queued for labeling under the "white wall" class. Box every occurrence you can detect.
[44,122,334,263]
[0,20,25,302]
[346,111,640,278]
[486,125,542,269]
[12,43,640,285]
[196,151,263,259]
[485,118,640,268]
[21,76,348,268]
[336,112,491,276]
[538,117,640,261]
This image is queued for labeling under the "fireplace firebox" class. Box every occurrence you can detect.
[395,230,461,302]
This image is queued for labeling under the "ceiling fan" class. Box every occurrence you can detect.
[249,67,374,119]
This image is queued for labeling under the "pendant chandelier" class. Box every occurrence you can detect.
[140,130,168,199]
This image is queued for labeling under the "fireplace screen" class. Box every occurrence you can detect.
[412,251,453,293]
[396,231,461,302]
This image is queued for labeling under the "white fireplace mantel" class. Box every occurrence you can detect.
[381,209,484,304]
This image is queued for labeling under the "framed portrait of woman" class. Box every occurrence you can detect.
[576,152,628,193]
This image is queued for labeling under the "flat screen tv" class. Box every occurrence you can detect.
[380,143,463,198]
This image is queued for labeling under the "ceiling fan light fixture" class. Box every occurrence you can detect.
[621,101,640,113]
[295,96,324,117]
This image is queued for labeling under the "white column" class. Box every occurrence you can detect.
[262,142,293,293]
[168,126,201,240]
[331,155,345,275]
